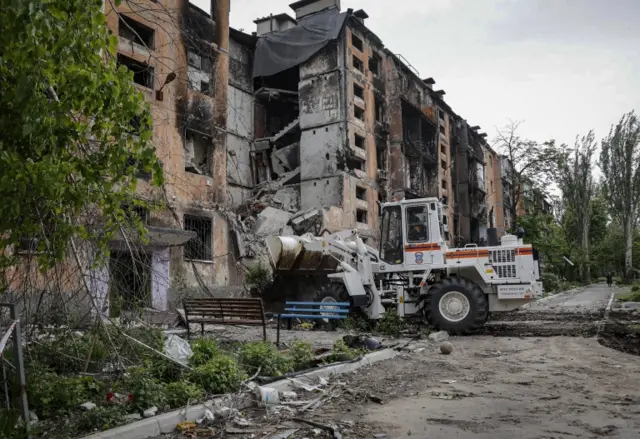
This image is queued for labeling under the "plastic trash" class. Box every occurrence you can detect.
[163,334,193,366]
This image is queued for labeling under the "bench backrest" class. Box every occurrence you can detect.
[183,298,265,324]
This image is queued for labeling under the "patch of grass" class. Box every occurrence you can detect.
[239,342,293,377]
[618,290,640,302]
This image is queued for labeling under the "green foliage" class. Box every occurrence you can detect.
[189,355,247,395]
[288,341,314,371]
[329,339,361,362]
[0,409,25,439]
[244,263,272,292]
[189,338,221,367]
[0,0,163,269]
[27,367,106,419]
[76,405,128,433]
[28,332,109,374]
[240,342,293,377]
[120,368,166,413]
[164,381,204,408]
[375,310,406,337]
[632,285,640,293]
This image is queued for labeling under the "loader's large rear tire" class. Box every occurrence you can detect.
[425,277,488,334]
[313,284,349,330]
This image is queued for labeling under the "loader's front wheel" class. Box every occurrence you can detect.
[425,277,488,334]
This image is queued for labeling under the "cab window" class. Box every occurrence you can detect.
[380,206,403,264]
[406,205,429,243]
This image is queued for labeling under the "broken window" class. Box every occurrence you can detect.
[353,83,364,100]
[356,186,367,201]
[439,125,445,136]
[354,105,365,122]
[354,134,365,149]
[442,179,447,190]
[491,180,494,193]
[352,56,364,73]
[375,97,384,123]
[441,160,447,171]
[351,34,363,52]
[347,157,365,171]
[121,203,149,225]
[188,51,202,69]
[118,54,154,88]
[439,109,445,121]
[356,209,368,224]
[200,80,210,94]
[184,215,213,261]
[376,148,386,172]
[369,53,381,76]
[119,15,154,49]
[441,144,446,154]
[184,130,211,175]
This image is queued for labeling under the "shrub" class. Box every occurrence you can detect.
[28,332,109,374]
[76,405,128,433]
[240,342,292,377]
[164,381,204,408]
[189,355,246,394]
[189,338,220,367]
[631,285,640,292]
[288,341,314,371]
[540,272,560,293]
[27,367,106,418]
[120,368,166,412]
[375,310,406,337]
[329,339,361,362]
[244,263,272,293]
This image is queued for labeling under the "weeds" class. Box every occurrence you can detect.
[375,310,406,337]
[288,341,314,370]
[244,263,272,293]
[240,342,293,377]
[189,355,247,394]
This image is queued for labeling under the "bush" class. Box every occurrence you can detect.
[164,381,204,408]
[240,342,292,377]
[288,341,314,371]
[631,285,640,292]
[28,332,109,374]
[540,272,560,293]
[27,367,106,418]
[244,263,272,292]
[375,310,406,337]
[189,355,246,394]
[120,368,166,412]
[76,405,128,433]
[189,338,220,367]
[329,339,361,362]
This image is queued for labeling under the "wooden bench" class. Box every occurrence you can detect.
[183,298,267,341]
[276,301,350,346]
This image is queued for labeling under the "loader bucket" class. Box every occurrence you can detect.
[265,236,340,273]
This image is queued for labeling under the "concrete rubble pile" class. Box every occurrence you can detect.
[228,167,329,272]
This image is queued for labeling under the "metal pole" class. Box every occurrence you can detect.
[9,304,29,436]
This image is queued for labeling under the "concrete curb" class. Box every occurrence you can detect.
[82,348,398,439]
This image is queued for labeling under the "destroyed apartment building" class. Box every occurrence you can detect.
[7,0,522,321]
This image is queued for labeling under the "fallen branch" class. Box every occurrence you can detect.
[292,417,342,439]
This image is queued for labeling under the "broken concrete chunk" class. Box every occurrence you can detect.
[79,402,96,411]
[273,142,300,171]
[273,187,300,212]
[440,341,454,355]
[143,406,158,418]
[428,330,450,343]
[254,207,292,236]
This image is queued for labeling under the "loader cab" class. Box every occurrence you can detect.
[380,198,444,265]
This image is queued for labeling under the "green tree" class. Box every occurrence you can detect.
[557,132,597,282]
[0,0,163,270]
[600,111,640,281]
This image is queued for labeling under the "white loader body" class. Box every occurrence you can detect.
[265,197,543,333]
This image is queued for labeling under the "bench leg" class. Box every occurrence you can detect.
[287,317,292,331]
[276,315,281,348]
[201,323,204,337]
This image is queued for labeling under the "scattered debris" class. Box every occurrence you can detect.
[143,406,158,418]
[164,334,193,366]
[79,402,96,411]
[226,426,262,434]
[429,331,450,343]
[374,434,388,438]
[366,394,384,404]
[257,386,281,405]
[268,428,300,439]
[439,379,458,384]
[440,341,454,355]
[281,391,298,400]
[293,417,342,439]
[125,413,142,421]
[176,421,196,432]
[539,395,560,401]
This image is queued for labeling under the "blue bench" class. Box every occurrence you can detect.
[277,301,350,346]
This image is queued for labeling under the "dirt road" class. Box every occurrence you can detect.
[306,285,640,439]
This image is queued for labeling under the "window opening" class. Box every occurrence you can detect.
[184,215,212,261]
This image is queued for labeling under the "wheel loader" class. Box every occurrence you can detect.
[265,197,543,334]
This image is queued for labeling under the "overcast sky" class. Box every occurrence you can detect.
[191,0,640,150]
